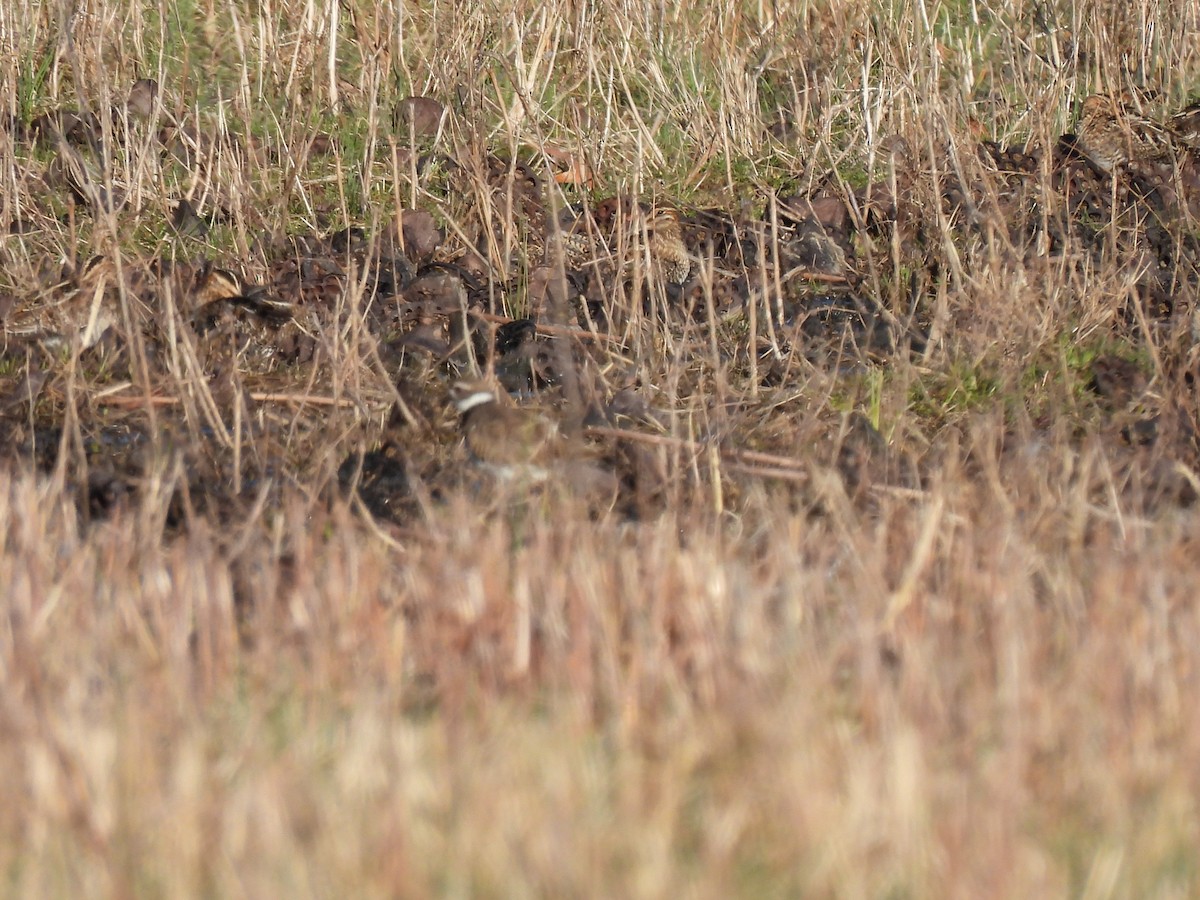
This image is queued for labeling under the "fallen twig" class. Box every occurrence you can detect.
[96,389,371,409]
[584,424,809,478]
[471,310,618,344]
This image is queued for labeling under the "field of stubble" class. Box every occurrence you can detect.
[2,1,1200,896]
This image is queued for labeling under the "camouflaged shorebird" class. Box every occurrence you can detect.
[1170,99,1200,144]
[591,196,691,285]
[642,206,692,285]
[1074,94,1200,174]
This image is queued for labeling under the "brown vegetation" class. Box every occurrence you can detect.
[2,0,1200,895]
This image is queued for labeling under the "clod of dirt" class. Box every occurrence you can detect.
[339,441,416,522]
[779,195,850,233]
[526,265,582,326]
[1089,355,1147,407]
[172,198,210,237]
[28,108,103,148]
[393,96,446,141]
[784,225,850,277]
[126,78,159,118]
[397,208,444,262]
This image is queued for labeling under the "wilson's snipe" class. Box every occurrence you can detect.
[1171,99,1200,143]
[1074,94,1196,174]
[594,197,691,284]
[642,207,692,285]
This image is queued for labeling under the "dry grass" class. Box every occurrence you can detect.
[3,0,1200,896]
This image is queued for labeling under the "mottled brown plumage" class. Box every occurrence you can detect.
[591,197,691,284]
[1170,99,1200,144]
[643,207,691,284]
[1074,94,1182,173]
